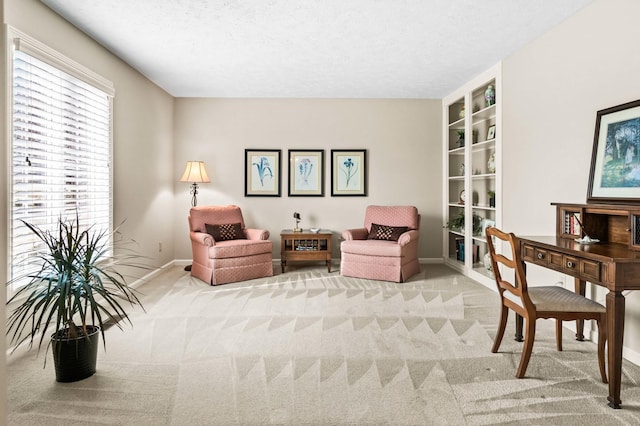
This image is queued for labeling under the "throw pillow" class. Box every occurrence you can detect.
[367,223,408,241]
[205,222,244,241]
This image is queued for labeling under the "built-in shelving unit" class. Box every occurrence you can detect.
[443,64,501,288]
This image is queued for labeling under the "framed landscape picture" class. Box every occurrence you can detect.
[288,150,324,196]
[331,149,367,196]
[245,149,281,196]
[587,99,640,203]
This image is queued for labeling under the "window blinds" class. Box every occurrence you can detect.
[10,46,113,285]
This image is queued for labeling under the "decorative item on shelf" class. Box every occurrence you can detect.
[460,162,465,176]
[293,212,302,232]
[488,190,496,208]
[446,211,465,233]
[459,104,465,118]
[487,125,496,140]
[446,211,483,234]
[456,130,465,147]
[487,152,496,173]
[483,252,492,271]
[472,129,479,144]
[484,85,495,107]
[472,213,484,235]
[310,227,320,233]
[459,189,466,204]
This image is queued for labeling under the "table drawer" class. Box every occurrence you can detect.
[522,243,601,282]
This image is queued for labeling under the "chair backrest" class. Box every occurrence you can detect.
[363,205,420,231]
[188,205,246,233]
[485,227,532,310]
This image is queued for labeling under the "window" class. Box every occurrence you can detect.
[9,29,115,289]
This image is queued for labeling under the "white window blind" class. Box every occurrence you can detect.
[10,38,114,287]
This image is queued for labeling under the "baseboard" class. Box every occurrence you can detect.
[419,257,444,264]
[128,260,176,289]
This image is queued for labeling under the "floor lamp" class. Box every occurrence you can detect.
[181,161,211,271]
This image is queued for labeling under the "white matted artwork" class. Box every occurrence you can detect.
[331,149,367,196]
[288,150,324,196]
[245,149,281,196]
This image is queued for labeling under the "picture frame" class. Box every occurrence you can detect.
[331,149,367,196]
[487,125,496,140]
[244,149,281,197]
[481,219,496,236]
[288,149,324,196]
[587,99,640,203]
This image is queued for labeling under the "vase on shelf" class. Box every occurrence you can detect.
[484,85,495,107]
[459,104,465,119]
[487,152,496,173]
[483,252,492,271]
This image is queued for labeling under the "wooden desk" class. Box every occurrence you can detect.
[518,202,640,408]
[280,230,332,273]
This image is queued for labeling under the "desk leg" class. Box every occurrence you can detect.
[575,278,586,341]
[607,290,625,409]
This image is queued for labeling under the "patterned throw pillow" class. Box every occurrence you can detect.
[367,223,408,241]
[205,222,244,241]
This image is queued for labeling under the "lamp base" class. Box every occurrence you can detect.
[293,228,302,233]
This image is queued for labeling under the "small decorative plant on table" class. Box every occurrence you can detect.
[6,213,145,382]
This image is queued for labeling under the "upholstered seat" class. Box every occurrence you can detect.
[188,205,273,285]
[486,227,607,383]
[340,205,420,282]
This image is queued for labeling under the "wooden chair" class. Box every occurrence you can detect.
[485,227,607,383]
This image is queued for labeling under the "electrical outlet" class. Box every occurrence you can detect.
[158,242,162,252]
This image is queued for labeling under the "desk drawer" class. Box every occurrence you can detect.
[522,243,601,282]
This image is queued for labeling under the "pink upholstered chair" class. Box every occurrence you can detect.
[188,205,273,285]
[340,205,421,282]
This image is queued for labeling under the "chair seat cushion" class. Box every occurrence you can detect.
[210,239,272,259]
[341,239,402,257]
[529,286,606,313]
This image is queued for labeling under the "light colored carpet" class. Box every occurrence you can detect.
[7,264,640,425]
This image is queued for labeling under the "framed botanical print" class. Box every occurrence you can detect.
[244,149,281,197]
[288,150,324,196]
[587,99,640,203]
[331,149,367,196]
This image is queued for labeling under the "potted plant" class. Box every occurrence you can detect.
[446,212,465,232]
[446,211,483,235]
[6,214,145,382]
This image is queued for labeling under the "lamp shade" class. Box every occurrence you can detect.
[180,161,211,183]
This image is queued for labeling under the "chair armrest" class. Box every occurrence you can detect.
[397,229,419,246]
[190,231,214,246]
[342,228,369,240]
[245,228,270,240]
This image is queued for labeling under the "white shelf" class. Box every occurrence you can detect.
[471,205,496,211]
[442,63,501,284]
[471,104,496,121]
[448,117,465,128]
[471,173,495,180]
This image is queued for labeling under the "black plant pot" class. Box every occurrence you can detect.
[51,326,100,383]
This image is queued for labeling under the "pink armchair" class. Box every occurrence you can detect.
[188,205,273,285]
[340,205,420,282]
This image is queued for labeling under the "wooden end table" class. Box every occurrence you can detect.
[280,229,332,272]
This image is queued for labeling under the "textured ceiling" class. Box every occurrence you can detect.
[40,0,594,98]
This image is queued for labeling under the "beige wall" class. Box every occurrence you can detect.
[502,0,640,358]
[1,0,175,407]
[3,0,175,266]
[173,98,442,261]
